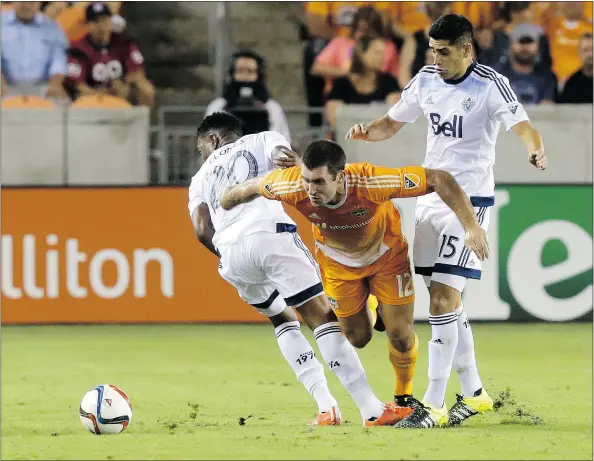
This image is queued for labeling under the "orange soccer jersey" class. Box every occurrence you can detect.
[261,162,427,268]
[260,162,427,317]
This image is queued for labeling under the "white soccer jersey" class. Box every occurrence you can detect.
[387,62,530,207]
[188,131,296,253]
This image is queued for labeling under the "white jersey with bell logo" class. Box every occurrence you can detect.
[388,61,530,208]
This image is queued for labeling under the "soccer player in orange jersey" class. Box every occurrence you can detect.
[220,140,488,413]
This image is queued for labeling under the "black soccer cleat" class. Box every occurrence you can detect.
[394,401,448,429]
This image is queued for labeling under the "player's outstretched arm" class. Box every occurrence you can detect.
[345,115,406,142]
[220,178,263,211]
[512,121,547,170]
[425,169,489,261]
[191,204,220,257]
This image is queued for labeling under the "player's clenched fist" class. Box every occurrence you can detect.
[345,123,369,140]
[465,225,489,261]
[529,148,547,170]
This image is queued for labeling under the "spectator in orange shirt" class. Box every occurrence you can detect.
[389,1,429,40]
[548,2,593,86]
[305,1,393,38]
[397,2,452,89]
[325,35,401,128]
[391,1,494,38]
[559,32,593,104]
[311,6,398,95]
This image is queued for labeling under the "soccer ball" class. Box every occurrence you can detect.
[79,384,132,434]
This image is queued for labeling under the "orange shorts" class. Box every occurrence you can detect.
[315,242,415,318]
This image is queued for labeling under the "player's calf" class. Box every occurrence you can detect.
[378,301,419,402]
[269,308,341,423]
[297,296,387,423]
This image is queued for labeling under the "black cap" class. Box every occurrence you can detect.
[85,2,112,22]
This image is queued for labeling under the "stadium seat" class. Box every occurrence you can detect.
[71,94,132,109]
[1,95,56,109]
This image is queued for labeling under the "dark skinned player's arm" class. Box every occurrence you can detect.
[191,203,220,258]
[220,178,264,211]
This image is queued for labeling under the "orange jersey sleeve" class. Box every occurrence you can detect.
[346,163,427,202]
[260,166,307,206]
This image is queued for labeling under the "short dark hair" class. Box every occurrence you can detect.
[428,13,474,46]
[196,112,244,140]
[302,140,346,178]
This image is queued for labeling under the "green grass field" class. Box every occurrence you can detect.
[2,323,592,460]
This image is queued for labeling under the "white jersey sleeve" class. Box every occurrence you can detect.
[188,172,205,217]
[261,130,292,163]
[387,72,424,123]
[486,75,530,131]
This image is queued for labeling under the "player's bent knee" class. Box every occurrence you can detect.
[296,295,337,330]
[386,322,414,352]
[269,307,299,328]
[344,327,372,349]
[428,282,460,315]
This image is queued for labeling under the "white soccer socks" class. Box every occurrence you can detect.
[424,313,459,409]
[313,322,385,420]
[453,304,484,397]
[275,321,337,413]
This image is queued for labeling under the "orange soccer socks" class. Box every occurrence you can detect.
[389,333,419,399]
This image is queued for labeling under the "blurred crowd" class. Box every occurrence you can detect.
[300,1,593,130]
[1,1,153,108]
[1,1,592,132]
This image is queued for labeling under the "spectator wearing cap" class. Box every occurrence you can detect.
[54,1,125,44]
[559,33,593,104]
[494,23,557,105]
[478,2,552,72]
[64,2,153,107]
[1,1,68,98]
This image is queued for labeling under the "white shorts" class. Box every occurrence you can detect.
[413,200,491,293]
[218,225,324,317]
